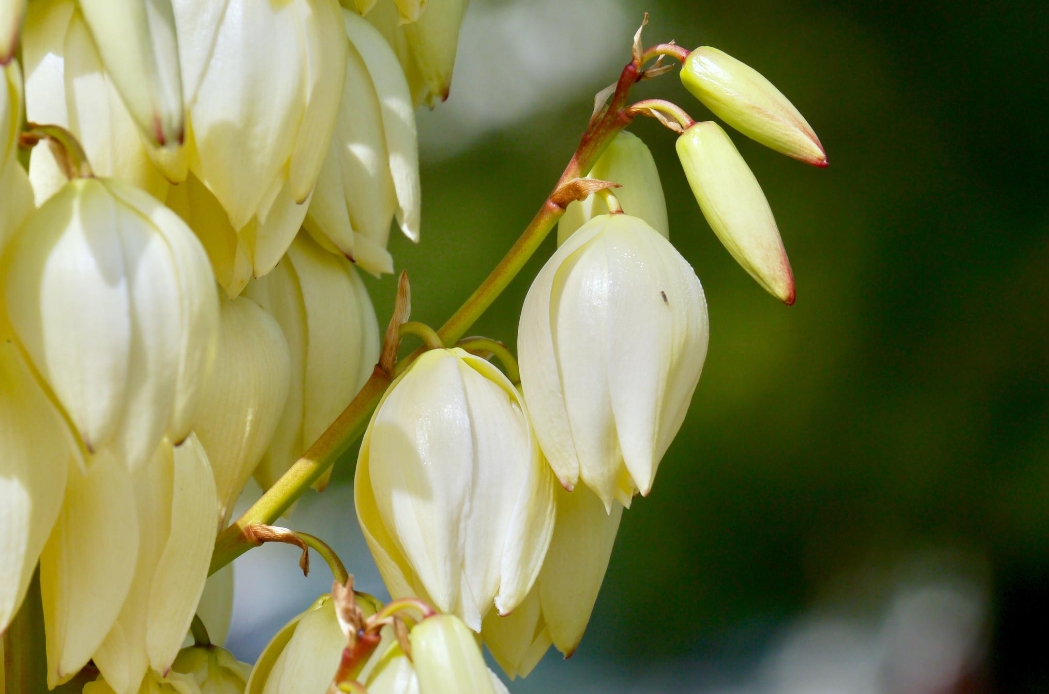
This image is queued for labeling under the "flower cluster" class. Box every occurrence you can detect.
[0,2,826,692]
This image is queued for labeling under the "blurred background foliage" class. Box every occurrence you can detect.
[229,1,1049,691]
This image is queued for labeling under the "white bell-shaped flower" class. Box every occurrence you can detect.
[245,233,379,492]
[483,484,623,678]
[170,0,347,279]
[518,213,709,508]
[304,7,420,276]
[22,0,171,205]
[355,348,557,631]
[42,439,218,690]
[194,295,291,525]
[0,341,80,634]
[1,60,32,252]
[558,130,668,245]
[3,177,219,470]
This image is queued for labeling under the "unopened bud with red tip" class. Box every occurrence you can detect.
[681,47,827,167]
[676,121,796,304]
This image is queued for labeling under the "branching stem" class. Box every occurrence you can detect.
[399,321,444,351]
[210,33,656,575]
[456,337,520,384]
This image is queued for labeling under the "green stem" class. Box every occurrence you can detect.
[457,337,521,384]
[295,532,350,585]
[190,614,211,648]
[627,99,696,131]
[209,56,644,576]
[399,321,444,351]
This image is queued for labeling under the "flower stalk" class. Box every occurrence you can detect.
[209,25,677,574]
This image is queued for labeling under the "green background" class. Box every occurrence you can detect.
[322,0,1049,690]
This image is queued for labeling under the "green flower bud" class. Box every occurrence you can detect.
[681,46,827,166]
[558,131,669,245]
[676,121,795,304]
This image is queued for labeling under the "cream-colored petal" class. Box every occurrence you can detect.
[2,59,23,164]
[355,423,427,605]
[195,564,234,646]
[77,0,184,146]
[411,615,496,694]
[363,643,418,694]
[287,0,346,202]
[367,351,472,616]
[554,225,620,507]
[3,180,132,454]
[245,602,311,694]
[0,157,33,255]
[103,179,219,444]
[482,587,550,680]
[261,598,344,694]
[286,234,379,449]
[40,450,138,688]
[0,0,25,64]
[518,220,606,491]
[94,442,175,694]
[195,296,291,523]
[0,342,77,633]
[343,9,420,242]
[244,181,311,278]
[603,215,706,496]
[538,484,622,656]
[166,173,252,299]
[392,0,425,23]
[182,0,306,229]
[242,259,307,491]
[62,11,169,199]
[147,435,219,674]
[400,0,466,107]
[169,0,229,107]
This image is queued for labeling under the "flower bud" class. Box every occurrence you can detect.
[356,348,557,630]
[246,594,345,694]
[0,0,24,64]
[3,177,219,470]
[76,0,184,147]
[519,213,709,508]
[305,8,421,276]
[0,341,79,634]
[172,645,250,694]
[681,46,826,166]
[1,61,32,252]
[676,121,795,304]
[170,0,347,277]
[40,435,214,692]
[196,564,234,647]
[558,131,668,245]
[245,233,380,492]
[411,615,500,694]
[194,295,292,525]
[364,0,467,107]
[22,0,170,204]
[483,483,622,677]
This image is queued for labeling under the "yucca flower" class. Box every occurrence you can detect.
[1,60,31,252]
[356,348,557,630]
[305,7,421,276]
[519,213,709,508]
[21,0,172,204]
[3,177,218,470]
[245,233,380,493]
[42,437,218,692]
[168,0,347,280]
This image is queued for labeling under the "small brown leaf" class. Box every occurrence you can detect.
[551,178,622,209]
